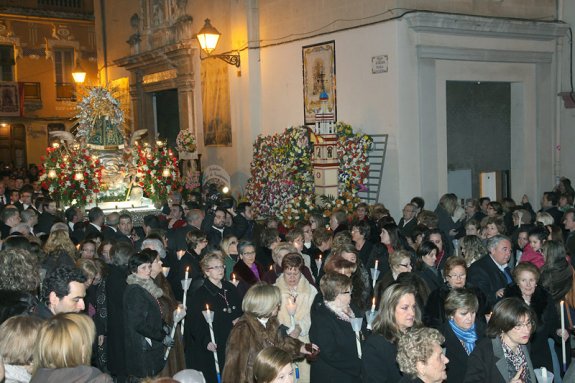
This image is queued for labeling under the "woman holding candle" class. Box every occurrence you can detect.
[274,253,317,383]
[415,241,443,293]
[222,283,312,383]
[439,288,485,383]
[375,250,413,298]
[309,272,363,383]
[233,241,266,299]
[186,251,242,383]
[361,283,421,383]
[464,297,537,383]
[123,252,175,380]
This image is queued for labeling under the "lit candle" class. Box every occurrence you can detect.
[374,260,379,270]
[561,300,566,371]
[270,264,273,271]
[319,254,322,261]
[232,273,236,283]
[370,297,376,313]
[206,303,210,313]
[182,267,190,309]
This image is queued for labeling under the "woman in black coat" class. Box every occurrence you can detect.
[439,288,486,383]
[232,241,265,299]
[503,262,562,371]
[414,241,443,294]
[124,252,173,379]
[310,272,364,383]
[424,257,489,329]
[185,252,242,383]
[362,283,422,383]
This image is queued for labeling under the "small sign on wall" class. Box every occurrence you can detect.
[372,55,388,74]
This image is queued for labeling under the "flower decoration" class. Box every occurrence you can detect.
[318,192,362,217]
[176,129,197,153]
[76,86,124,139]
[134,142,181,203]
[245,126,315,226]
[39,146,103,206]
[336,122,373,195]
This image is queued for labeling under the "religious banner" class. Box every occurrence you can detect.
[303,41,336,125]
[0,81,20,116]
[201,59,232,146]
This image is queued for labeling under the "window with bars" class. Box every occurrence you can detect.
[0,45,15,81]
[53,47,75,101]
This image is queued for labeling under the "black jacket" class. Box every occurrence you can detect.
[440,320,485,383]
[464,337,536,383]
[361,333,403,383]
[424,284,489,329]
[467,255,509,308]
[105,265,128,376]
[309,300,363,383]
[185,279,243,383]
[123,284,166,378]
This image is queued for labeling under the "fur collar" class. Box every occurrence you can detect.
[126,274,164,298]
[504,283,547,319]
[233,260,264,286]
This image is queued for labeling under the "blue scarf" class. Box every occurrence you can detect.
[448,318,477,354]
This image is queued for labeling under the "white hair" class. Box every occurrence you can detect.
[141,238,166,259]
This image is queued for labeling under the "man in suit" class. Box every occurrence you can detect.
[14,184,36,212]
[398,203,417,238]
[116,213,135,245]
[0,181,9,206]
[35,197,58,234]
[467,234,513,308]
[540,191,564,226]
[205,208,229,249]
[231,202,255,241]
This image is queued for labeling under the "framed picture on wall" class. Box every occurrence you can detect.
[302,40,336,125]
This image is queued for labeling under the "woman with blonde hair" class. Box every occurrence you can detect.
[30,313,112,382]
[0,315,43,383]
[222,283,314,383]
[43,229,77,259]
[396,327,449,383]
[375,250,413,297]
[362,283,422,382]
[253,347,293,383]
[220,234,239,281]
[459,235,487,267]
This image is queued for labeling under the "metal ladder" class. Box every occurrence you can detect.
[357,134,388,204]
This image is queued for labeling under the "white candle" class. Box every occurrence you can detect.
[355,332,362,358]
[182,267,190,308]
[370,297,376,314]
[542,366,548,383]
[203,304,221,377]
[374,260,379,270]
[561,300,566,370]
[232,273,236,283]
[164,307,180,360]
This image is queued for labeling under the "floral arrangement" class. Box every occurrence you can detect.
[245,126,315,224]
[183,170,201,191]
[39,146,103,206]
[134,142,180,203]
[318,192,362,217]
[76,86,124,138]
[336,122,373,195]
[176,129,197,153]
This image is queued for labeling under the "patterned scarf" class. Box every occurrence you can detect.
[501,336,531,383]
[126,274,164,298]
[448,319,477,354]
[324,300,355,322]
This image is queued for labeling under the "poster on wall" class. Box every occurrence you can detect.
[201,59,232,146]
[0,82,20,117]
[302,40,336,125]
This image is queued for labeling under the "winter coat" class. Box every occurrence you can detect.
[30,366,112,383]
[222,314,303,383]
[123,283,166,378]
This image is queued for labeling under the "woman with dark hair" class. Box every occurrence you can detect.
[256,228,281,269]
[415,241,443,293]
[168,228,206,302]
[186,251,242,383]
[464,298,537,383]
[486,201,504,218]
[330,243,370,311]
[440,289,485,383]
[422,228,453,272]
[105,242,134,381]
[362,283,422,383]
[380,223,406,255]
[424,257,488,329]
[481,216,506,239]
[503,262,563,372]
[540,240,573,303]
[521,226,548,269]
[123,252,181,380]
[351,220,373,268]
[310,272,363,383]
[253,347,293,383]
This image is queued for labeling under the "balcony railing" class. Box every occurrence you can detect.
[22,82,41,100]
[55,82,76,101]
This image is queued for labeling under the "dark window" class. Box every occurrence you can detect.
[0,45,15,81]
[54,47,75,101]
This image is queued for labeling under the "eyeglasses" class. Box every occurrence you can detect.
[229,241,238,245]
[242,251,256,255]
[447,274,466,280]
[514,321,534,330]
[341,290,353,295]
[208,265,225,270]
[399,263,412,269]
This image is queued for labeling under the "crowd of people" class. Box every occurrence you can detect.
[1,170,575,383]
